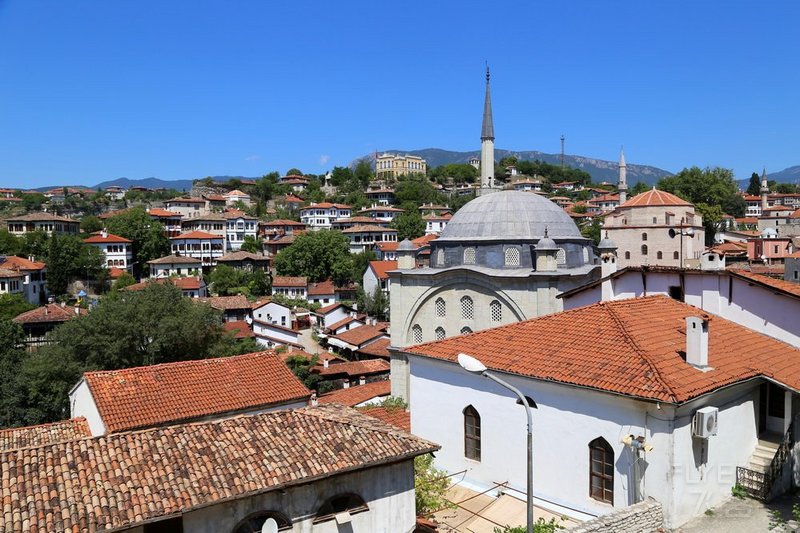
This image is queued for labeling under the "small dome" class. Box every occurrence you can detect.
[536,237,558,251]
[398,238,415,251]
[598,237,617,250]
[439,191,582,242]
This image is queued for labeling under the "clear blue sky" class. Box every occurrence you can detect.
[1,1,798,187]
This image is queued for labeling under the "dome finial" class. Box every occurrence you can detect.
[544,226,549,238]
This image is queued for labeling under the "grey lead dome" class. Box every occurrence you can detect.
[439,190,583,241]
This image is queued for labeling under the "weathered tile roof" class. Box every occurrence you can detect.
[13,304,86,324]
[342,225,397,234]
[83,351,310,433]
[147,254,203,265]
[314,359,390,378]
[272,275,307,287]
[358,405,411,432]
[330,324,388,347]
[326,315,365,332]
[0,256,46,270]
[262,219,305,226]
[315,302,348,315]
[122,276,203,291]
[369,260,398,280]
[620,189,692,208]
[222,320,254,339]
[216,251,269,262]
[406,295,800,404]
[0,418,90,452]
[0,268,23,279]
[308,279,336,296]
[357,337,391,359]
[5,212,77,223]
[170,230,222,240]
[83,231,132,244]
[147,208,182,218]
[318,380,391,406]
[197,294,251,310]
[0,406,436,532]
[731,270,800,299]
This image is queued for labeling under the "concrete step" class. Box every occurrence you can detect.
[753,447,777,462]
[748,459,769,473]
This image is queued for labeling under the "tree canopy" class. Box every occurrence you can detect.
[746,172,761,196]
[390,210,426,241]
[273,230,352,283]
[103,207,169,270]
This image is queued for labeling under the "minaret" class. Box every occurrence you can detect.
[480,66,495,189]
[760,167,769,211]
[618,147,628,204]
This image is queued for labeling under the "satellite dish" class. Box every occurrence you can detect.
[261,518,278,533]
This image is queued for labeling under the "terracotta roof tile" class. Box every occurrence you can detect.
[222,320,255,338]
[0,256,46,270]
[369,260,398,280]
[330,324,388,347]
[5,212,77,223]
[272,275,307,287]
[308,279,336,296]
[620,189,692,208]
[314,359,390,377]
[197,294,251,310]
[216,251,269,262]
[342,225,397,234]
[327,315,365,332]
[13,304,86,324]
[84,351,311,433]
[147,254,203,265]
[358,405,411,432]
[316,302,348,314]
[262,219,305,226]
[731,270,800,299]
[83,231,132,244]
[318,381,391,406]
[357,338,391,359]
[406,296,800,404]
[0,405,437,532]
[0,418,91,452]
[147,208,182,218]
[170,230,222,240]
[123,276,203,291]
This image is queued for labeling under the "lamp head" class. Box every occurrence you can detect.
[458,353,487,374]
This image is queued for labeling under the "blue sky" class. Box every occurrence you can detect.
[1,1,798,187]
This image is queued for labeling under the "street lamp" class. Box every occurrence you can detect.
[457,353,534,533]
[670,221,694,267]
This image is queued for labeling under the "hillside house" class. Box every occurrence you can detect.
[0,255,47,304]
[83,230,133,271]
[363,260,397,297]
[299,202,352,230]
[13,303,87,349]
[272,276,308,300]
[6,212,80,236]
[147,254,203,278]
[170,231,225,267]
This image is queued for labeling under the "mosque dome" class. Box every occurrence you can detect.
[438,190,582,242]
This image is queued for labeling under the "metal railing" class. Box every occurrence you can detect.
[736,421,795,501]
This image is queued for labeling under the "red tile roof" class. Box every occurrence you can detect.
[123,276,203,291]
[620,189,693,208]
[262,219,305,226]
[170,230,222,240]
[0,405,437,533]
[222,320,255,339]
[406,295,800,404]
[13,304,87,324]
[308,279,336,296]
[83,231,132,244]
[358,405,411,432]
[318,380,392,406]
[375,241,399,252]
[330,324,388,347]
[316,302,348,315]
[0,255,46,270]
[357,337,391,359]
[83,351,310,433]
[272,275,307,287]
[314,359,390,377]
[0,418,91,452]
[369,260,398,280]
[327,315,365,332]
[197,294,251,310]
[167,197,207,204]
[147,208,182,218]
[730,270,800,299]
[342,225,397,234]
[299,202,351,210]
[412,234,438,247]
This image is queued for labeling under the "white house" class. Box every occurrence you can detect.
[363,260,396,298]
[307,279,337,306]
[312,302,353,330]
[393,295,800,529]
[223,189,251,206]
[0,256,47,304]
[147,254,203,278]
[223,210,258,251]
[299,202,352,230]
[343,226,398,254]
[170,231,225,267]
[252,300,293,330]
[272,276,308,300]
[164,197,209,218]
[103,186,126,201]
[424,213,452,235]
[122,276,208,298]
[69,351,310,436]
[358,205,404,223]
[0,268,25,299]
[6,212,80,236]
[83,230,133,270]
[253,320,303,350]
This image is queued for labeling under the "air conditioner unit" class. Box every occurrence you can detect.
[693,406,719,438]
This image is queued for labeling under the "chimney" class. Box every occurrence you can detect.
[323,358,329,368]
[60,302,66,308]
[359,376,365,386]
[310,392,318,407]
[343,381,350,389]
[74,306,80,315]
[101,228,108,239]
[685,317,709,368]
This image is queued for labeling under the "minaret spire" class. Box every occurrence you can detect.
[618,147,628,204]
[480,64,495,189]
[760,167,769,211]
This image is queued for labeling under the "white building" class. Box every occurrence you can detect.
[170,231,225,267]
[424,213,452,235]
[272,276,308,300]
[363,260,396,298]
[396,295,800,529]
[342,225,398,254]
[164,197,209,218]
[6,212,80,236]
[0,256,47,305]
[299,202,352,230]
[83,230,133,271]
[223,189,251,206]
[0,268,25,299]
[358,205,404,223]
[147,254,203,279]
[223,211,258,251]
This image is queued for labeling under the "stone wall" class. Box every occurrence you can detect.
[569,499,663,533]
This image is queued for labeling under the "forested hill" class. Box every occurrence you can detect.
[355,148,673,185]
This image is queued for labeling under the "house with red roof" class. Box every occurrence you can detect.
[223,189,251,206]
[147,207,183,237]
[312,358,390,390]
[272,275,308,300]
[83,230,133,270]
[307,279,337,306]
[312,302,355,330]
[170,230,224,267]
[251,299,302,349]
[122,276,208,298]
[363,260,397,298]
[395,295,800,528]
[164,197,209,218]
[299,202,352,230]
[13,303,87,348]
[0,255,47,304]
[69,350,311,436]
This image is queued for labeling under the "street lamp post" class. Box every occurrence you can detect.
[458,353,534,533]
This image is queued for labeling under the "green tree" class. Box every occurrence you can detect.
[656,166,739,207]
[284,354,327,392]
[0,230,21,255]
[111,272,137,292]
[80,215,104,235]
[394,176,441,206]
[329,166,354,187]
[18,192,46,211]
[353,159,373,187]
[208,264,251,296]
[414,454,453,516]
[746,172,761,196]
[0,293,36,322]
[775,183,798,194]
[493,518,566,533]
[248,268,270,297]
[390,211,426,240]
[695,203,725,245]
[0,320,27,426]
[629,181,650,197]
[350,250,376,284]
[285,168,303,176]
[274,230,351,282]
[46,235,81,295]
[240,235,262,253]
[104,207,169,272]
[429,164,479,185]
[19,231,49,260]
[358,287,389,321]
[581,218,603,245]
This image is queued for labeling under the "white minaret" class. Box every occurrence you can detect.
[480,66,495,189]
[618,147,628,204]
[760,167,769,211]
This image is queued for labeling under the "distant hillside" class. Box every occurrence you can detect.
[354,148,673,185]
[736,166,800,189]
[93,177,195,192]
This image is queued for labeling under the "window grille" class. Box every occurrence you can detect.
[556,248,566,265]
[460,326,473,335]
[463,247,476,265]
[412,324,422,344]
[490,301,502,322]
[504,247,520,266]
[461,296,474,320]
[435,297,446,317]
[435,327,446,340]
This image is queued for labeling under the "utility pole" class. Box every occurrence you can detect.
[560,134,565,168]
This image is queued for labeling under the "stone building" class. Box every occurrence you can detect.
[375,152,427,179]
[603,189,705,268]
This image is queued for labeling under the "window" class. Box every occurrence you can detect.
[436,248,445,267]
[460,326,472,335]
[461,296,474,320]
[435,327,446,340]
[412,324,422,344]
[589,437,614,504]
[624,251,631,260]
[652,217,657,224]
[464,405,481,461]
[657,251,663,260]
[143,517,184,533]
[642,232,648,241]
[463,247,476,265]
[673,251,679,260]
[641,245,648,255]
[314,494,368,523]
[233,512,291,532]
[556,248,566,265]
[435,297,446,317]
[583,247,589,263]
[504,247,520,266]
[490,300,502,322]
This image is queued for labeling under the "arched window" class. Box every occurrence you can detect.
[642,232,648,241]
[490,300,502,322]
[464,405,481,461]
[233,511,292,532]
[463,247,476,265]
[624,251,631,260]
[652,217,657,224]
[435,327,446,340]
[436,248,444,267]
[589,437,614,504]
[657,251,663,260]
[673,251,680,260]
[435,297,446,317]
[504,247,520,266]
[582,247,589,263]
[460,326,472,335]
[314,493,369,523]
[641,245,648,255]
[461,296,474,320]
[412,324,422,344]
[556,248,566,265]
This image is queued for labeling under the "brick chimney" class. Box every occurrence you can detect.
[686,316,709,368]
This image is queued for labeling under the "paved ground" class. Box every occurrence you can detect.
[297,328,325,355]
[677,492,799,532]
